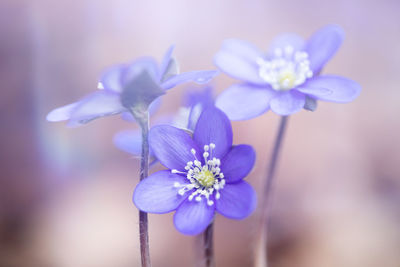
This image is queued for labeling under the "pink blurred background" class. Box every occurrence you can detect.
[1,0,400,266]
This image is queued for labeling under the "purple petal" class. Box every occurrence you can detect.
[65,91,124,127]
[113,129,156,157]
[184,86,214,109]
[133,170,190,214]
[159,45,175,81]
[215,84,276,121]
[221,39,264,63]
[296,85,332,97]
[98,64,125,93]
[270,90,306,116]
[299,75,361,103]
[46,102,79,122]
[185,87,215,131]
[173,197,215,235]
[216,181,257,219]
[305,25,345,73]
[268,33,305,56]
[221,145,256,183]
[161,70,218,90]
[214,50,266,85]
[193,107,232,159]
[149,125,200,171]
[121,57,159,86]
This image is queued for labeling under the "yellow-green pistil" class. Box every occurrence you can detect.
[197,170,215,187]
[172,143,226,206]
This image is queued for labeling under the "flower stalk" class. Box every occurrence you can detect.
[197,222,215,267]
[259,115,289,266]
[131,108,151,267]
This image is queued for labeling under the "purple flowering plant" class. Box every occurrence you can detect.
[214,25,361,119]
[46,46,217,126]
[45,24,362,266]
[133,107,257,235]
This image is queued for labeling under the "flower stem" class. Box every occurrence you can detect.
[197,223,215,267]
[134,109,151,267]
[257,116,289,267]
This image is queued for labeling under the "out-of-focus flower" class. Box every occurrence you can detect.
[214,25,361,119]
[113,87,215,158]
[46,46,218,127]
[133,107,257,235]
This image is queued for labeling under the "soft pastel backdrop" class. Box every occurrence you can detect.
[1,0,399,266]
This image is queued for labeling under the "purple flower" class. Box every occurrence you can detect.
[133,107,257,235]
[46,46,218,127]
[214,25,361,119]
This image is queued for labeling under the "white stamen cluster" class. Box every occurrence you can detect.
[256,45,313,91]
[172,143,225,206]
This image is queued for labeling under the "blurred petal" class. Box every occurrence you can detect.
[214,50,266,85]
[161,58,179,83]
[221,145,256,183]
[67,91,125,127]
[120,70,165,109]
[184,86,214,108]
[300,75,361,103]
[216,181,257,219]
[170,107,191,130]
[221,39,264,63]
[113,129,153,156]
[215,84,276,121]
[296,85,332,97]
[174,197,215,235]
[161,70,218,90]
[149,125,200,171]
[187,103,203,132]
[122,57,159,85]
[133,171,190,214]
[270,90,306,116]
[159,45,176,80]
[193,107,232,159]
[305,25,345,73]
[46,102,79,122]
[98,64,125,92]
[268,33,305,56]
[186,87,215,131]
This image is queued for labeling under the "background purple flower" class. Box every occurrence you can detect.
[214,25,361,119]
[133,107,257,235]
[46,46,218,127]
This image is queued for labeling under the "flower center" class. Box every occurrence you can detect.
[197,170,215,187]
[171,143,225,206]
[256,45,313,91]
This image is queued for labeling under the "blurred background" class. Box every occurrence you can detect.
[1,0,400,266]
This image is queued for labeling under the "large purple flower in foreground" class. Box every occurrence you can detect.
[214,25,361,119]
[46,46,218,126]
[133,107,257,235]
